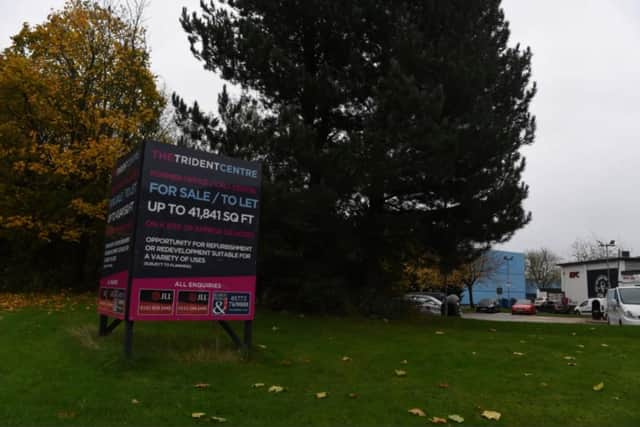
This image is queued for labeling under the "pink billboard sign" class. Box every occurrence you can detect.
[98,141,261,322]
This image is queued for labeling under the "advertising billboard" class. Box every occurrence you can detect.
[98,141,261,323]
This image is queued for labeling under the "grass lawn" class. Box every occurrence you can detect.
[2,295,640,426]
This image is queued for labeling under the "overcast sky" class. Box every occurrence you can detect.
[2,1,640,260]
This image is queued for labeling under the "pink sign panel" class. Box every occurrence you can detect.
[128,275,255,321]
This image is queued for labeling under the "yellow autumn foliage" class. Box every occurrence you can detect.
[0,0,164,243]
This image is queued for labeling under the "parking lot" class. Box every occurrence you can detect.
[463,312,604,324]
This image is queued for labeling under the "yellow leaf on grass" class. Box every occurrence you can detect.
[523,373,533,376]
[601,343,609,347]
[272,326,279,331]
[191,412,206,419]
[316,392,328,399]
[400,359,408,365]
[395,369,407,377]
[194,383,210,389]
[481,410,501,420]
[257,344,267,349]
[408,408,426,417]
[568,362,577,366]
[435,331,445,335]
[513,352,525,356]
[131,399,139,404]
[430,416,447,424]
[577,344,585,348]
[211,416,227,423]
[593,382,605,391]
[348,392,358,398]
[540,382,548,387]
[342,356,352,362]
[563,356,576,360]
[448,414,465,423]
[252,383,265,388]
[269,385,284,393]
[438,383,449,388]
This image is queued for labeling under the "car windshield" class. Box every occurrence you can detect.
[618,288,640,304]
[515,299,530,305]
[479,299,493,305]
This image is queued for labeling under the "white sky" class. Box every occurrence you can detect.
[2,0,640,260]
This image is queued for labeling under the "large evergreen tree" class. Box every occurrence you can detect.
[177,0,535,311]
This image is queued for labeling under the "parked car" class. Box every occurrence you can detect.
[574,298,607,316]
[475,298,500,313]
[511,299,536,315]
[404,294,442,315]
[534,297,547,307]
[606,285,640,325]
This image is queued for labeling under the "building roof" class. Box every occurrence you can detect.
[557,257,640,267]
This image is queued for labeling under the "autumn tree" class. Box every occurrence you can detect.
[0,0,164,289]
[456,252,503,307]
[177,1,536,311]
[525,248,561,289]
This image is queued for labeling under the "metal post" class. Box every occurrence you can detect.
[504,255,513,305]
[598,240,616,293]
[99,315,108,336]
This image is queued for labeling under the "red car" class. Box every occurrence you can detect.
[511,299,536,315]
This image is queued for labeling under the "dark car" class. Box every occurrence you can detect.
[475,298,500,313]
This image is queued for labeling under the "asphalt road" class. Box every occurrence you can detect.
[463,312,603,324]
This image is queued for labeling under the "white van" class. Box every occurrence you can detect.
[606,285,640,325]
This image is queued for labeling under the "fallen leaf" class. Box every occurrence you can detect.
[571,332,577,336]
[400,359,408,365]
[348,392,358,398]
[395,369,407,377]
[523,373,533,376]
[438,383,449,388]
[488,328,497,332]
[601,343,609,347]
[191,412,206,419]
[612,396,621,400]
[57,411,76,419]
[590,327,596,330]
[577,344,585,348]
[512,352,525,356]
[272,326,279,331]
[471,351,477,356]
[408,408,426,417]
[481,410,501,420]
[252,383,265,388]
[593,382,604,391]
[567,362,576,366]
[194,383,210,389]
[435,331,445,335]
[316,392,328,399]
[256,344,267,349]
[268,385,284,393]
[211,416,227,423]
[576,350,583,354]
[131,399,140,404]
[341,356,352,362]
[563,356,576,360]
[540,382,548,387]
[430,416,447,424]
[448,414,465,423]
[519,340,527,344]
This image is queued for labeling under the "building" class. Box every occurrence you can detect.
[460,250,526,305]
[558,253,640,302]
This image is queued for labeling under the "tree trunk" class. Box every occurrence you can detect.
[467,283,474,308]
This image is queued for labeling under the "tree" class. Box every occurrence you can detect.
[525,248,561,289]
[0,0,164,289]
[457,252,503,307]
[177,0,536,309]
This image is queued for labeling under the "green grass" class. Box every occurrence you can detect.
[2,299,640,426]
